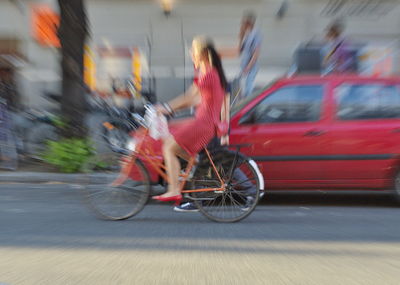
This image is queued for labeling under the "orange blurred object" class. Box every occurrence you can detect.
[132,47,142,93]
[103,122,115,130]
[84,45,96,90]
[31,4,60,48]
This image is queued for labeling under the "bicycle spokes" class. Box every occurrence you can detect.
[191,150,260,222]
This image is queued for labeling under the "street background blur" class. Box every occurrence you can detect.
[1,0,400,108]
[1,1,400,284]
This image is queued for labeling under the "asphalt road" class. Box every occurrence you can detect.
[1,184,400,285]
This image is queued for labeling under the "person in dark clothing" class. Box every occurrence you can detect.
[322,21,353,74]
[0,69,20,111]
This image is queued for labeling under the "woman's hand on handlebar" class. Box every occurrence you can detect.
[155,103,174,116]
[155,104,170,115]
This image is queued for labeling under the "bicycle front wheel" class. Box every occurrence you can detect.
[83,158,151,220]
[192,150,260,223]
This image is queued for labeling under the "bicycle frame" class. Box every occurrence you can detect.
[112,127,226,193]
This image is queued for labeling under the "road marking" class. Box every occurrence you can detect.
[69,184,84,189]
[3,208,27,214]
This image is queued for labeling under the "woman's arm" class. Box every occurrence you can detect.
[220,93,230,146]
[167,84,200,113]
[218,47,240,58]
[221,93,230,123]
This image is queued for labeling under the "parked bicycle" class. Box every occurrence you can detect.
[101,89,157,154]
[13,92,60,159]
[0,98,18,170]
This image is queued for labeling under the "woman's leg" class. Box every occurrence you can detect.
[162,136,189,197]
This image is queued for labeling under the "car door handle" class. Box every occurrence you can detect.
[304,130,326,137]
[391,128,400,133]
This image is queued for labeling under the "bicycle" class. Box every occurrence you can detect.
[83,111,262,223]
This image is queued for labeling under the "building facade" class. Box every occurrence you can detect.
[1,0,400,106]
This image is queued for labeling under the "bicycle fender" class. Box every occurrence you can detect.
[248,159,265,191]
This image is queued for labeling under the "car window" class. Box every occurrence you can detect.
[335,84,400,120]
[240,85,324,124]
[231,81,276,116]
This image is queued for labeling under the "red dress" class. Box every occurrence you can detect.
[171,68,224,156]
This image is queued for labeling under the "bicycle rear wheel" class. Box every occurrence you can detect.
[83,158,150,220]
[191,150,260,223]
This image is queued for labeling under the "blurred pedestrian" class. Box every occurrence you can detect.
[0,68,25,155]
[322,21,353,74]
[0,69,20,112]
[239,11,262,99]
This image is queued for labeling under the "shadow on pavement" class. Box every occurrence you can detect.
[259,192,399,208]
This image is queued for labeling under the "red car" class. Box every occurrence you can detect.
[132,75,400,200]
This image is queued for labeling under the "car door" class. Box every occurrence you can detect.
[321,79,400,189]
[230,81,329,190]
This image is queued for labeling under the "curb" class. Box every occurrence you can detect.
[0,172,165,195]
[0,172,87,184]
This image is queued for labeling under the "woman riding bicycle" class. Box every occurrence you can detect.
[84,37,261,222]
[153,36,228,204]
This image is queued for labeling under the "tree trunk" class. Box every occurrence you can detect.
[58,0,88,138]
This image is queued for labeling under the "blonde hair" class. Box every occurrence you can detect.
[192,35,228,91]
[192,36,213,64]
[192,36,208,50]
